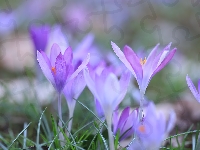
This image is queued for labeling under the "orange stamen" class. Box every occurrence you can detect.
[138,125,146,133]
[140,57,147,65]
[51,67,56,74]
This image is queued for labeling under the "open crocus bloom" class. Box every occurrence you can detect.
[112,107,136,141]
[37,43,90,93]
[186,75,200,103]
[111,42,176,94]
[84,68,131,124]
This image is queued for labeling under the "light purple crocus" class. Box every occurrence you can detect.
[84,68,131,150]
[128,102,175,150]
[111,42,176,95]
[63,70,86,135]
[29,25,50,52]
[37,43,90,93]
[112,107,136,141]
[186,75,200,103]
[37,43,90,143]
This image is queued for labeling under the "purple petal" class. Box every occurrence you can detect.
[145,43,160,66]
[48,25,69,54]
[186,75,200,102]
[62,65,74,101]
[111,42,137,78]
[37,51,55,86]
[74,33,94,60]
[54,53,68,93]
[29,25,50,52]
[152,48,176,77]
[95,98,104,118]
[112,110,119,134]
[83,68,100,100]
[117,107,130,133]
[68,53,90,81]
[150,43,171,71]
[119,71,131,90]
[198,79,200,93]
[50,43,62,67]
[123,45,142,85]
[166,110,176,133]
[64,46,73,65]
[120,110,136,140]
[71,71,86,99]
[113,72,130,109]
[103,73,120,108]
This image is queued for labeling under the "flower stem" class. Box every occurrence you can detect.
[66,106,74,137]
[139,91,145,122]
[58,93,64,144]
[106,114,114,150]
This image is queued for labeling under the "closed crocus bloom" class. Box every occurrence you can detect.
[112,107,136,141]
[186,75,200,103]
[29,25,50,52]
[84,68,131,150]
[111,42,176,95]
[63,70,86,135]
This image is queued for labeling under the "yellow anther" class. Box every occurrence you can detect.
[138,125,146,133]
[140,57,147,65]
[51,67,56,74]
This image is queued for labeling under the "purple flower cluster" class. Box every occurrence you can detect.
[31,25,177,149]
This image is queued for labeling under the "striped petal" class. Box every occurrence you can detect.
[111,42,137,78]
[186,75,200,103]
[37,50,55,86]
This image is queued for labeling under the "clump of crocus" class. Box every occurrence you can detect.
[127,102,175,150]
[84,68,130,150]
[37,43,90,142]
[111,42,176,119]
[186,75,200,102]
[112,107,136,141]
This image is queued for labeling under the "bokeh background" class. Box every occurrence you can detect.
[0,0,200,147]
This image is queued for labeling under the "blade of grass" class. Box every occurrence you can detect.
[76,99,107,129]
[7,122,31,149]
[49,115,59,149]
[36,107,47,146]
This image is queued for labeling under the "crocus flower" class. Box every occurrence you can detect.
[63,70,86,134]
[111,42,176,95]
[84,68,131,150]
[37,43,90,93]
[29,25,50,52]
[37,43,90,143]
[186,75,200,103]
[112,107,136,141]
[128,102,175,150]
